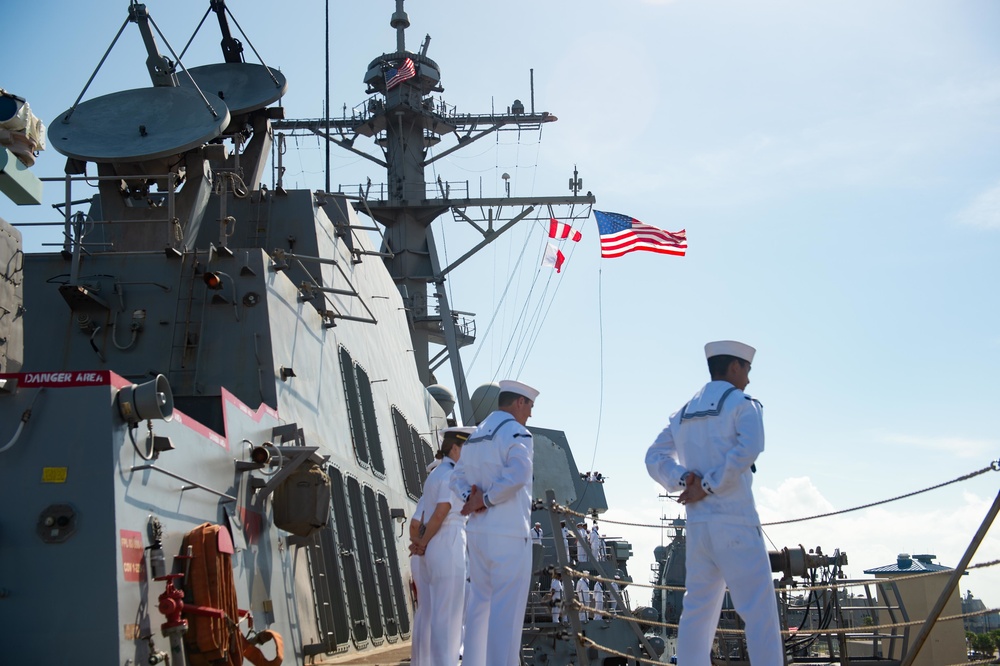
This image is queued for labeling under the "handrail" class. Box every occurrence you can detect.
[130,463,237,502]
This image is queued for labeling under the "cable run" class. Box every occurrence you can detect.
[554,460,999,530]
[762,461,999,527]
[565,558,1000,593]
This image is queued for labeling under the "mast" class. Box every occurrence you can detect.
[273,1,594,424]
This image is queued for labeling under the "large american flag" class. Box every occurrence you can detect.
[385,57,417,90]
[593,210,686,258]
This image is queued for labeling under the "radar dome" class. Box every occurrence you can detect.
[470,382,500,425]
[426,384,455,416]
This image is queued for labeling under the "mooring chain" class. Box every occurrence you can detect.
[554,460,1000,530]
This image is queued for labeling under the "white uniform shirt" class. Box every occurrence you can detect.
[531,526,543,545]
[575,577,590,607]
[589,528,603,561]
[419,458,464,526]
[593,581,605,613]
[576,529,588,563]
[450,410,533,537]
[645,380,764,526]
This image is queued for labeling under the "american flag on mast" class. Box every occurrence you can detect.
[385,57,417,90]
[593,210,686,258]
[548,218,583,242]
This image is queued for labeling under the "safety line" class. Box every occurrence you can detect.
[568,599,1000,636]
[553,460,999,530]
[564,558,1000,593]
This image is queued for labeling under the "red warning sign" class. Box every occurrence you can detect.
[120,529,144,583]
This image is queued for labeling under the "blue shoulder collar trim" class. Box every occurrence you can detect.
[679,386,738,420]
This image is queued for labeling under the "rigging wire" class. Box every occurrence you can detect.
[466,234,532,374]
[517,228,582,374]
[503,262,551,377]
[559,460,1000,530]
[497,252,545,379]
[575,264,604,508]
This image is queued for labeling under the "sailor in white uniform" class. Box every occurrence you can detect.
[609,576,621,613]
[409,426,474,666]
[575,521,589,564]
[549,570,563,623]
[645,340,783,666]
[590,524,605,562]
[450,380,538,666]
[574,575,590,623]
[593,579,605,619]
[560,521,572,563]
[531,521,544,547]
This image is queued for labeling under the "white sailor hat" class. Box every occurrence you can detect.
[498,379,539,402]
[704,340,755,364]
[534,521,541,526]
[439,426,475,443]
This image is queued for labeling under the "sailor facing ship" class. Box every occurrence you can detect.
[451,379,539,666]
[645,340,783,666]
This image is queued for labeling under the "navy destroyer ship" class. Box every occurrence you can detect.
[0,1,654,664]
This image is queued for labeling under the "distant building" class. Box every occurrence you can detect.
[863,553,965,666]
[962,590,1000,635]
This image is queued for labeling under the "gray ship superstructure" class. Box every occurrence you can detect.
[0,2,652,664]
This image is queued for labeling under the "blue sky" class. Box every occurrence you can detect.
[5,0,1000,607]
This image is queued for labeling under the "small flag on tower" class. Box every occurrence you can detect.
[593,210,686,259]
[541,243,566,273]
[548,218,583,242]
[385,57,417,90]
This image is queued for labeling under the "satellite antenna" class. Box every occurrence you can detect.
[50,87,230,163]
[50,2,233,165]
[179,63,287,116]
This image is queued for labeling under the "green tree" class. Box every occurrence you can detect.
[971,632,995,656]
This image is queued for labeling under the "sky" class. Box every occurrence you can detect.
[5,0,1000,611]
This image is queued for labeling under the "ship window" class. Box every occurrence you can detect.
[328,466,369,647]
[378,492,410,636]
[347,476,384,644]
[355,364,386,477]
[391,406,422,501]
[304,468,351,655]
[364,485,399,641]
[410,425,434,487]
[339,346,370,468]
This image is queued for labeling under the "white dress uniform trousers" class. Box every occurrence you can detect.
[411,459,467,666]
[451,410,534,666]
[549,578,563,623]
[593,580,605,617]
[646,380,784,666]
[575,577,590,622]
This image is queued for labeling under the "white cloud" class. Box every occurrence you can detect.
[955,180,1000,229]
[873,431,997,459]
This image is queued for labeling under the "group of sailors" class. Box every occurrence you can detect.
[545,567,622,625]
[410,339,781,665]
[407,380,625,666]
[555,518,608,564]
[408,380,541,666]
